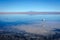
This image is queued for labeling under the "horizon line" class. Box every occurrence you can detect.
[0,12,60,14]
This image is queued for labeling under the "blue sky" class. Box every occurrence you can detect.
[0,0,60,12]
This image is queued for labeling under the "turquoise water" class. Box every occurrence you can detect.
[0,14,60,35]
[0,14,60,22]
[0,14,60,27]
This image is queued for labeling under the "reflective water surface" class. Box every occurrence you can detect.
[0,14,60,40]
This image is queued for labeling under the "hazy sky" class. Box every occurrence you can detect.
[0,0,60,12]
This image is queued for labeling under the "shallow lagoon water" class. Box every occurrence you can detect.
[0,14,60,22]
[0,14,60,35]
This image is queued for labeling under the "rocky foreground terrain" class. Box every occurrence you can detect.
[0,30,60,40]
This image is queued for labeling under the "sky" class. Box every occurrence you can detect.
[0,0,60,12]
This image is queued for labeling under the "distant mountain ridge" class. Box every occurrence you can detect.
[0,12,60,14]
